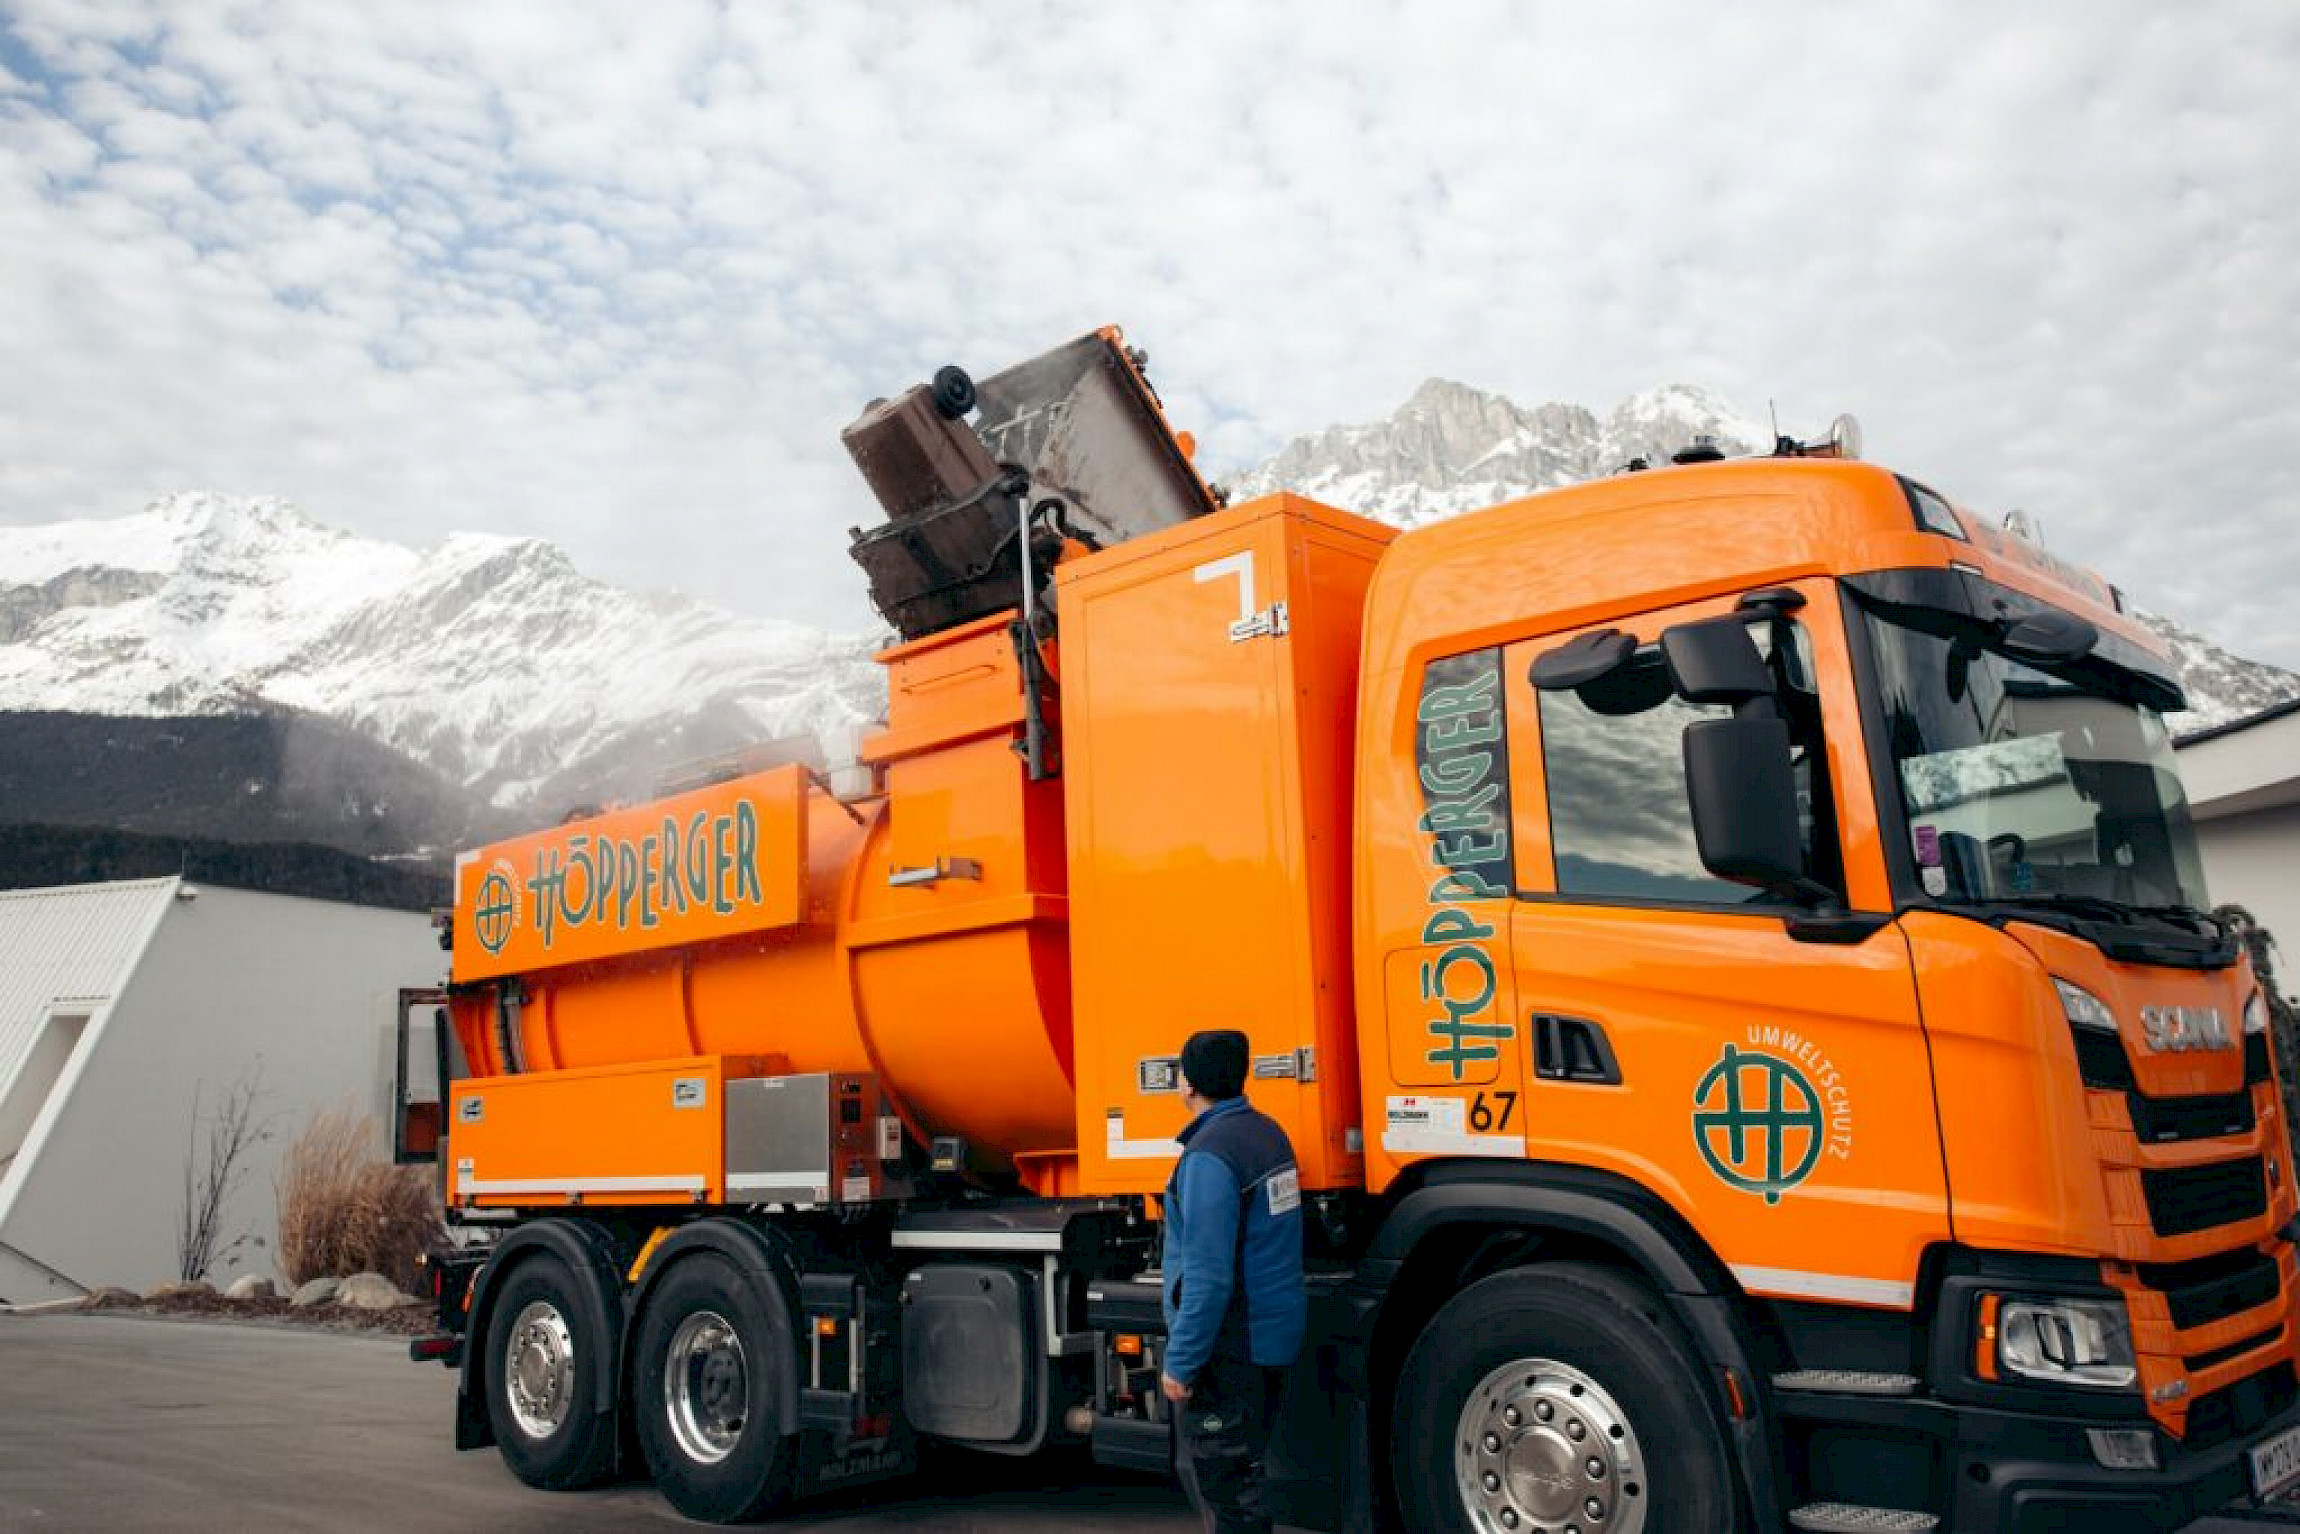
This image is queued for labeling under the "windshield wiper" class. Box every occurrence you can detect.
[1968,893,2229,942]
[2131,902,2229,938]
[1966,892,2139,926]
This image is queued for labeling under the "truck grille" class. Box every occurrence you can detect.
[2183,1360,2296,1449]
[2127,1090,2256,1145]
[2138,1248,2283,1330]
[2186,1327,2282,1374]
[2141,1159,2267,1238]
[2074,1028,2135,1090]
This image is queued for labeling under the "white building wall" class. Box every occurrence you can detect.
[2196,803,2300,969]
[0,884,437,1302]
[2177,705,2300,975]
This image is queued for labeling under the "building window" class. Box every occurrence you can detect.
[0,1008,90,1170]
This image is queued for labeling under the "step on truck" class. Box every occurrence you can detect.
[396,327,2300,1531]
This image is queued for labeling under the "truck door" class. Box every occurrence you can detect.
[393,987,456,1165]
[1503,583,1948,1311]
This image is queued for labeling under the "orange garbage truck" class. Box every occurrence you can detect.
[396,328,2300,1531]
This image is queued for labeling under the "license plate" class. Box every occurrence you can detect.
[2249,1422,2300,1499]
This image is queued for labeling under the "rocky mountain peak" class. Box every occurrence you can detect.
[1229,375,1758,527]
[1602,384,1767,466]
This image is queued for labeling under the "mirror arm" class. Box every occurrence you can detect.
[1771,877,1891,945]
[1774,874,1841,910]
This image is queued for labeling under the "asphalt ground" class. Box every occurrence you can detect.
[16,1312,2292,1533]
[0,1312,1200,1532]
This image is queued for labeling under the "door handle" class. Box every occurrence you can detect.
[1532,1014,1622,1085]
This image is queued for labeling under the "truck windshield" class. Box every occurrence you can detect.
[1856,580,2208,914]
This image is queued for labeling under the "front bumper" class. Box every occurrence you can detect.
[1923,1370,2300,1531]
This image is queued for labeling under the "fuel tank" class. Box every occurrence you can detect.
[447,612,1076,1168]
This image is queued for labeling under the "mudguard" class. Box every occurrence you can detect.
[626,1218,806,1441]
[454,1218,627,1452]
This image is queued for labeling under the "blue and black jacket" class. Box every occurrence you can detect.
[1159,1094,1307,1384]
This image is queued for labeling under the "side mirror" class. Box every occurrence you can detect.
[1683,716,1806,894]
[1660,616,1774,707]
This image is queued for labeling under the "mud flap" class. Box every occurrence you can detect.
[791,1428,917,1498]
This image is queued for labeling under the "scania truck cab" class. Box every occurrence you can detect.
[1352,455,2293,1530]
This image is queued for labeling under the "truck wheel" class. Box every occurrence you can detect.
[482,1253,617,1489]
[1390,1261,1739,1534]
[633,1252,797,1523]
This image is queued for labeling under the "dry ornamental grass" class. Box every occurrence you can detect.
[276,1102,441,1294]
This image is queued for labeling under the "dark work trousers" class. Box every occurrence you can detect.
[1177,1351,1285,1534]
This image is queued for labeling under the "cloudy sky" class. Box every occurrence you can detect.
[3,2,2297,660]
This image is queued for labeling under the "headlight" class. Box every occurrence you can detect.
[2055,978,2118,1032]
[2246,990,2270,1037]
[2056,978,2132,1088]
[1993,1295,2137,1389]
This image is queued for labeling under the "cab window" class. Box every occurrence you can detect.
[1412,647,1515,897]
[1537,619,1837,905]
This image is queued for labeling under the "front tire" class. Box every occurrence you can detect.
[1390,1261,1740,1534]
[482,1253,617,1490]
[633,1252,797,1523]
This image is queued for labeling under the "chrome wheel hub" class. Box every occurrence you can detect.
[1454,1358,1646,1534]
[503,1300,575,1440]
[664,1309,749,1464]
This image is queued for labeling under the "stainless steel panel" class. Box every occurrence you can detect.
[725,1072,893,1205]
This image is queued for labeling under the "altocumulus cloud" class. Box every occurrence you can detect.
[1,0,2296,657]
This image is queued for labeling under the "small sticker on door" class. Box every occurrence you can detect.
[457,1096,484,1123]
[672,1077,706,1110]
[1265,1166,1301,1215]
[1385,1094,1466,1136]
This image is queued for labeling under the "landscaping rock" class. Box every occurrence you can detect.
[145,1279,214,1301]
[224,1274,277,1301]
[334,1272,416,1311]
[289,1276,341,1309]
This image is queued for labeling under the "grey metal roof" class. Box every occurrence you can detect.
[0,879,179,1095]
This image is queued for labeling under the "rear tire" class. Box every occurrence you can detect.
[1390,1261,1741,1534]
[482,1253,617,1490]
[633,1252,798,1523]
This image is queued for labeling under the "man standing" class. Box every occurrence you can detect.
[1159,1029,1307,1534]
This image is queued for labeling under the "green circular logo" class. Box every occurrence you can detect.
[1693,1044,1824,1205]
[474,868,518,955]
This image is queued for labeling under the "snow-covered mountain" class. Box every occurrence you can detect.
[1231,379,1769,526]
[2132,613,2300,734]
[0,494,880,812]
[1231,379,2298,733]
[1,381,2288,842]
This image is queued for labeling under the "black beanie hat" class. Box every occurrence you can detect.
[1180,1029,1249,1101]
